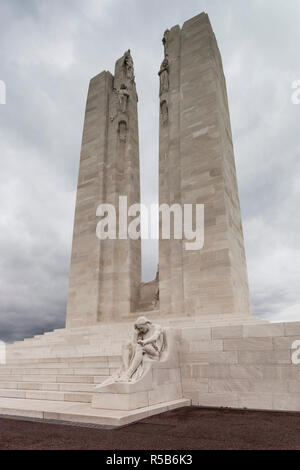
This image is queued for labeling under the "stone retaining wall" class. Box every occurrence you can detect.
[180,322,300,411]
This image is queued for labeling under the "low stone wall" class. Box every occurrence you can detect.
[180,322,300,412]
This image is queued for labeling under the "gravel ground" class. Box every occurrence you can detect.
[0,406,300,450]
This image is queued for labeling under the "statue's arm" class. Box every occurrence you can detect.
[142,325,162,346]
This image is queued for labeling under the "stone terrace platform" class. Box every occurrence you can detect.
[1,314,299,426]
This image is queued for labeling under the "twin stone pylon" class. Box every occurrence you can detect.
[66,12,251,328]
[66,50,141,327]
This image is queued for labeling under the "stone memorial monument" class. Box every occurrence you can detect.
[0,13,299,427]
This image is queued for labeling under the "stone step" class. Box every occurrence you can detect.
[11,340,124,348]
[0,373,115,384]
[0,367,117,375]
[9,325,254,347]
[6,317,268,362]
[0,396,191,427]
[5,356,121,365]
[0,367,116,376]
[8,315,265,347]
[0,380,107,392]
[0,389,92,403]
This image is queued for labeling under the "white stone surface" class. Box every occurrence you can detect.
[0,397,190,427]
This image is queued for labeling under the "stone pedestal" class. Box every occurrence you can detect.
[92,328,183,411]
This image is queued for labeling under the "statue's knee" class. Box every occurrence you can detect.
[136,343,144,355]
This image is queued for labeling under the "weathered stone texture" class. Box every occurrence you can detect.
[159,13,251,318]
[180,321,300,412]
[67,52,141,328]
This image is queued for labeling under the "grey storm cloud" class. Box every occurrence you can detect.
[0,0,299,343]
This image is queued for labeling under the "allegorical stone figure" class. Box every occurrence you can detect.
[117,316,166,382]
[158,55,169,96]
[123,49,134,81]
[160,100,168,125]
[118,120,127,142]
[118,84,130,113]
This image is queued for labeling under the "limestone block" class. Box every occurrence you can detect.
[181,351,238,364]
[273,393,300,411]
[22,375,56,383]
[238,350,291,365]
[183,391,200,406]
[148,382,182,406]
[198,392,240,408]
[56,369,77,375]
[64,393,92,403]
[181,364,192,379]
[0,383,19,390]
[284,322,300,336]
[262,365,299,380]
[181,328,212,341]
[209,379,252,393]
[238,393,273,410]
[0,375,22,382]
[250,380,288,393]
[0,407,44,419]
[17,383,41,390]
[42,384,60,391]
[26,391,65,401]
[288,381,300,393]
[56,376,95,383]
[182,378,209,393]
[273,336,299,350]
[229,365,264,380]
[224,338,273,351]
[243,324,285,338]
[212,325,243,339]
[73,368,109,375]
[181,340,223,353]
[191,364,230,379]
[92,391,149,411]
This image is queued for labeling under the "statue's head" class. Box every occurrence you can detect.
[124,49,131,61]
[134,316,151,334]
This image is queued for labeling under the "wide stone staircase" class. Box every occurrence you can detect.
[0,313,267,426]
[0,356,121,404]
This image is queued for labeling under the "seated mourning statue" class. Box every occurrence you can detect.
[117,316,166,382]
[96,317,166,387]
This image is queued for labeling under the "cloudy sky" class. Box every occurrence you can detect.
[0,0,299,342]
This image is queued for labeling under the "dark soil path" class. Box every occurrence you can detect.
[0,406,299,450]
